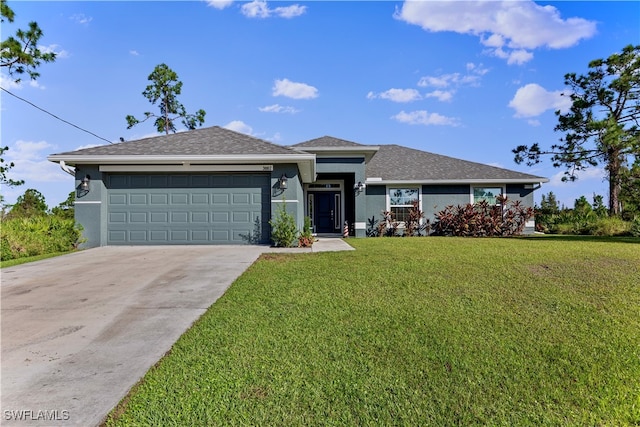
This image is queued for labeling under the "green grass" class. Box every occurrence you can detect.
[105,237,640,426]
[0,251,73,268]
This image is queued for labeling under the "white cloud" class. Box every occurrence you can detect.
[39,44,70,59]
[74,143,103,151]
[223,120,253,135]
[367,88,422,103]
[70,13,92,25]
[509,83,572,118]
[129,50,140,56]
[242,0,270,18]
[207,0,234,10]
[267,132,282,142]
[3,140,68,183]
[259,104,300,114]
[241,0,306,18]
[418,64,488,89]
[274,4,306,18]
[272,78,318,99]
[548,167,606,186]
[417,73,460,88]
[0,73,23,90]
[0,75,45,90]
[392,110,460,127]
[395,1,596,64]
[425,90,454,102]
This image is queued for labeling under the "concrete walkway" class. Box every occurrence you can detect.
[0,239,353,426]
[266,236,355,253]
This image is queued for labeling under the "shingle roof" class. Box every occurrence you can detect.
[52,126,299,157]
[292,136,366,148]
[366,144,546,181]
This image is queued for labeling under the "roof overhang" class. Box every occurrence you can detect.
[47,154,317,183]
[293,146,380,163]
[365,178,549,185]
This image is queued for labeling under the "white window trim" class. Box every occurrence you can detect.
[386,186,423,226]
[470,185,506,205]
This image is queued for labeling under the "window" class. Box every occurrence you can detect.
[473,187,503,205]
[389,188,419,222]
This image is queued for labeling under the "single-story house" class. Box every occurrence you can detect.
[48,126,548,247]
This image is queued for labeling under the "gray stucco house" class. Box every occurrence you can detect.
[48,126,548,247]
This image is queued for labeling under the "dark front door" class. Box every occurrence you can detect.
[313,191,340,233]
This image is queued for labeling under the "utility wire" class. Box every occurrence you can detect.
[0,86,113,144]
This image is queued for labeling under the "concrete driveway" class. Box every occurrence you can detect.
[1,246,266,426]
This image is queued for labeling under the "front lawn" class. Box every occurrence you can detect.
[106,237,640,426]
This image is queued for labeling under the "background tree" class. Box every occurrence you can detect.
[538,191,560,215]
[1,0,56,82]
[617,157,640,217]
[51,191,75,220]
[126,63,206,135]
[513,45,640,216]
[592,194,608,217]
[0,145,24,187]
[8,188,47,218]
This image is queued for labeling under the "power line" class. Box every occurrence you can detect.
[0,86,114,144]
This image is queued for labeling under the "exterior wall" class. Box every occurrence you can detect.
[362,183,538,236]
[506,184,534,205]
[506,184,536,233]
[363,185,387,235]
[271,164,304,241]
[74,165,105,248]
[422,184,470,222]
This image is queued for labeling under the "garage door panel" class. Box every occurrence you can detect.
[191,193,209,204]
[130,194,148,204]
[149,230,168,241]
[233,193,250,204]
[131,230,149,242]
[212,212,229,222]
[109,212,127,223]
[107,173,269,245]
[212,194,229,204]
[192,212,209,223]
[130,212,147,223]
[170,193,189,205]
[212,230,229,240]
[191,230,209,241]
[150,194,168,204]
[233,211,250,223]
[150,212,168,223]
[110,194,127,204]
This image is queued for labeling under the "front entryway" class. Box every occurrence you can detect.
[313,191,341,233]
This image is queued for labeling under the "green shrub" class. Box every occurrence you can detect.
[588,217,632,236]
[0,215,82,261]
[298,216,315,247]
[631,217,640,237]
[432,198,534,237]
[269,201,298,247]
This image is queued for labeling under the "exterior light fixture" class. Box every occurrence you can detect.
[279,174,288,190]
[354,181,366,194]
[81,175,90,191]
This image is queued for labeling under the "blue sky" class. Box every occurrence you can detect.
[2,0,639,208]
